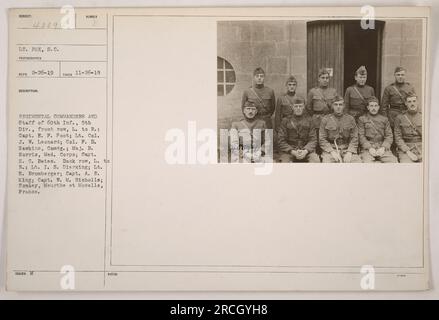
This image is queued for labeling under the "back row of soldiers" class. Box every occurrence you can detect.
[233,66,422,163]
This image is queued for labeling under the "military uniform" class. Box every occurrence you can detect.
[306,87,337,130]
[277,114,320,163]
[394,111,422,163]
[274,93,299,131]
[230,118,269,163]
[241,85,276,129]
[319,113,362,163]
[381,82,416,127]
[344,84,375,120]
[358,114,397,163]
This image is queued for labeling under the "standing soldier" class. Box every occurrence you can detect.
[394,94,422,163]
[319,96,362,163]
[307,68,337,138]
[230,101,270,163]
[274,75,301,130]
[344,66,375,121]
[277,97,320,163]
[381,66,416,128]
[241,67,276,129]
[358,97,397,163]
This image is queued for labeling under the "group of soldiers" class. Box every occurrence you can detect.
[230,66,422,163]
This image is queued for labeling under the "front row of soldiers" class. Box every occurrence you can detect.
[231,93,422,163]
[278,94,422,163]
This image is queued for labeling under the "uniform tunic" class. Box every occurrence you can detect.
[394,111,422,163]
[274,93,298,130]
[344,84,375,120]
[319,113,362,163]
[381,82,416,127]
[241,85,276,129]
[306,86,337,130]
[358,113,397,163]
[277,114,320,163]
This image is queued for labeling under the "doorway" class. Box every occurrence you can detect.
[307,20,384,99]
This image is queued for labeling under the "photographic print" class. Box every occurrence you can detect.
[217,19,423,163]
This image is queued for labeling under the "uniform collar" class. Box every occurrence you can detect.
[367,113,380,119]
[243,117,257,123]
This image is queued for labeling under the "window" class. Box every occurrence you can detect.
[217,57,236,96]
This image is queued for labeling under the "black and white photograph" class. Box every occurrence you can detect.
[217,19,424,163]
[1,4,435,297]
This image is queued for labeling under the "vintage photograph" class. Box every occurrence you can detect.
[217,19,423,163]
[4,5,432,294]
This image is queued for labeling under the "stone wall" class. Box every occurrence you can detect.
[381,19,423,102]
[217,19,424,131]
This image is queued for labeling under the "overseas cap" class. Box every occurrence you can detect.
[367,96,379,104]
[285,75,297,84]
[405,92,418,101]
[355,66,367,75]
[318,68,330,77]
[332,95,344,104]
[292,96,305,104]
[253,67,265,76]
[394,66,406,73]
[242,100,257,111]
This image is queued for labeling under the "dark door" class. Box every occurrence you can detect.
[343,20,384,99]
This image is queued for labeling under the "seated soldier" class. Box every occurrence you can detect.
[394,93,422,163]
[277,97,320,163]
[230,101,270,163]
[319,96,362,163]
[358,97,398,163]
